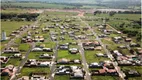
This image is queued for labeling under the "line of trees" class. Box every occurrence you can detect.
[1,13,39,21]
[114,21,141,41]
[94,11,141,16]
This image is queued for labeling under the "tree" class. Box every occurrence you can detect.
[109,11,116,16]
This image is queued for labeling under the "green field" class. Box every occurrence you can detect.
[1,2,75,9]
[85,13,141,20]
[1,21,33,36]
[1,8,29,13]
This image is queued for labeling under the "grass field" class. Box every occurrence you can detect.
[1,21,33,36]
[85,13,141,21]
[1,8,29,13]
[19,67,50,77]
[92,76,119,80]
[1,2,75,9]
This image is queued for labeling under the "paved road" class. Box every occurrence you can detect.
[78,16,126,80]
[49,41,58,80]
[106,24,120,33]
[78,41,91,80]
[9,15,42,80]
[10,42,35,80]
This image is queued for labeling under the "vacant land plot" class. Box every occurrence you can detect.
[85,13,141,20]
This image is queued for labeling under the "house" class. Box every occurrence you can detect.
[96,53,108,57]
[31,25,39,30]
[137,48,142,55]
[19,25,28,31]
[35,31,39,34]
[60,31,65,35]
[24,59,51,67]
[89,62,102,68]
[32,47,43,52]
[91,70,106,76]
[70,59,81,64]
[50,31,58,35]
[106,69,118,76]
[4,47,19,53]
[113,50,123,56]
[1,65,17,76]
[55,66,71,75]
[12,53,22,58]
[83,27,89,31]
[86,34,94,36]
[57,58,70,64]
[117,31,122,34]
[51,18,62,22]
[27,31,32,36]
[0,56,10,64]
[59,44,69,50]
[38,61,51,67]
[33,36,44,42]
[98,34,107,38]
[59,26,64,29]
[117,55,142,66]
[39,54,52,59]
[69,48,79,54]
[17,76,29,80]
[42,27,49,32]
[75,35,86,39]
[98,25,105,29]
[130,43,140,47]
[112,37,122,43]
[12,30,20,35]
[59,36,65,40]
[70,66,85,79]
[95,46,102,51]
[30,72,48,80]
[124,70,141,77]
[69,42,77,45]
[21,36,33,43]
[38,44,45,48]
[125,38,132,42]
[48,25,55,28]
[118,45,127,49]
[84,47,94,50]
[91,64,118,76]
[64,19,71,23]
[43,48,53,52]
[51,35,57,41]
[83,41,100,47]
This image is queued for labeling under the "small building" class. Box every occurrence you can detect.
[69,48,79,54]
[39,54,52,59]
[59,44,69,50]
[96,53,108,57]
[57,58,70,64]
[0,56,10,64]
[4,47,20,53]
[124,70,141,77]
[89,62,102,68]
[125,38,132,42]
